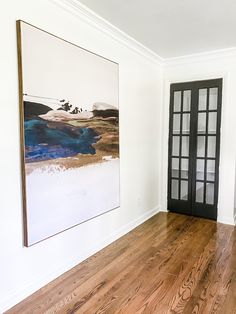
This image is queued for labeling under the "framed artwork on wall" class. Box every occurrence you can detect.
[17,20,120,246]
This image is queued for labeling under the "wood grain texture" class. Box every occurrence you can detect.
[6,212,236,314]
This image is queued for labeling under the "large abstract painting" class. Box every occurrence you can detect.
[17,21,119,246]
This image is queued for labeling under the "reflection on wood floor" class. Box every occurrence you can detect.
[6,212,236,314]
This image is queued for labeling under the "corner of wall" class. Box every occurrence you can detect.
[163,47,236,67]
[49,0,163,65]
[217,215,235,226]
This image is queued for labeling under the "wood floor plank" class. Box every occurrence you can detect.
[48,214,190,314]
[5,212,236,314]
[165,223,234,313]
[7,213,176,314]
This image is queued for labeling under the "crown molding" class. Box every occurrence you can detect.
[47,0,236,67]
[164,47,236,67]
[50,0,163,64]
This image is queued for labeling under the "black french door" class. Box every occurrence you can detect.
[168,79,222,220]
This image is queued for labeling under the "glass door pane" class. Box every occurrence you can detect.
[196,182,204,203]
[206,183,214,204]
[172,158,179,178]
[174,91,181,112]
[182,114,190,134]
[198,89,207,110]
[181,158,189,179]
[183,90,191,111]
[207,160,215,181]
[181,181,188,200]
[196,159,204,180]
[207,136,216,158]
[181,136,189,157]
[208,112,217,134]
[173,114,181,134]
[171,180,179,199]
[198,113,206,134]
[172,136,180,156]
[209,88,218,110]
[197,136,205,157]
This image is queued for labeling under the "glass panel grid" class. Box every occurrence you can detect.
[196,87,217,206]
[169,81,221,218]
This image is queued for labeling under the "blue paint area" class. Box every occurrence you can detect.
[24,119,100,162]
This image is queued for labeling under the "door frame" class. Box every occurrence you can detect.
[167,79,222,220]
[161,71,229,223]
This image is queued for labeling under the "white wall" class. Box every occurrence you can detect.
[0,0,163,311]
[161,53,236,225]
[234,160,236,219]
[2,1,236,311]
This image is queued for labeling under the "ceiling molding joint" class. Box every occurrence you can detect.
[50,0,163,64]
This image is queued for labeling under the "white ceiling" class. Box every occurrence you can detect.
[78,0,236,58]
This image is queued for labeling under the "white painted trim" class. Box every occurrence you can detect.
[164,47,236,67]
[49,0,236,68]
[0,205,160,313]
[49,0,163,64]
[49,0,236,67]
[160,78,170,212]
[217,215,235,226]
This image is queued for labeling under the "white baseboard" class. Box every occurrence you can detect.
[1,205,160,313]
[217,215,235,226]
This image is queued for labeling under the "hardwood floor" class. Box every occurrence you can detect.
[6,212,236,314]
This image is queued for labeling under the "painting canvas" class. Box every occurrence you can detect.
[17,21,119,246]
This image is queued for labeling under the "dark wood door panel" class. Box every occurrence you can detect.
[168,79,222,220]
